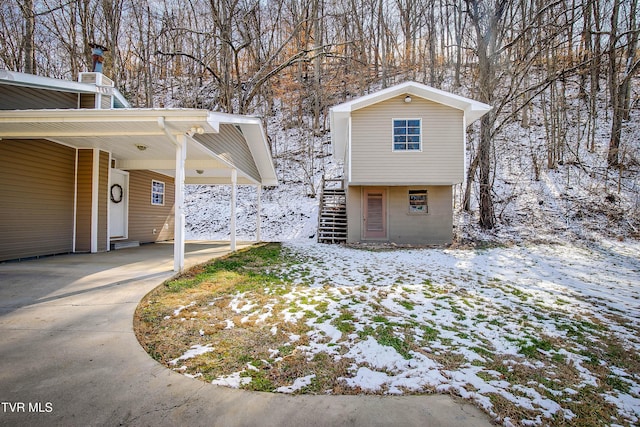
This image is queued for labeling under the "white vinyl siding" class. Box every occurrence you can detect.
[350,95,464,185]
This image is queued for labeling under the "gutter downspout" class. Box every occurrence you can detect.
[158,117,186,272]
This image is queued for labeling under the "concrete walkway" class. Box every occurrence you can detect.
[0,242,493,427]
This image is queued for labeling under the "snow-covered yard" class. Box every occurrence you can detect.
[157,239,640,426]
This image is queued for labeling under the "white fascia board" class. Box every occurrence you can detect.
[0,108,209,122]
[238,123,278,186]
[0,109,217,136]
[330,81,492,126]
[463,103,493,124]
[1,69,98,94]
[329,110,350,162]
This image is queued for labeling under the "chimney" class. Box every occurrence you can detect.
[89,42,108,73]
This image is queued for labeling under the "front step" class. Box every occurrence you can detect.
[110,240,140,250]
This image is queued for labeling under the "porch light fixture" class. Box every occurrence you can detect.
[196,169,204,175]
[135,144,147,151]
[404,95,412,103]
[188,126,205,136]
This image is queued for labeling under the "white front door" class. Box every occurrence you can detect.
[109,169,129,240]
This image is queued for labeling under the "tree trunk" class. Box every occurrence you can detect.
[21,0,35,74]
[478,112,495,229]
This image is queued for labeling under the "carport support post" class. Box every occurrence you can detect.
[256,185,262,242]
[174,134,187,272]
[230,168,237,252]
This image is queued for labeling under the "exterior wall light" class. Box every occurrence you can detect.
[404,95,412,103]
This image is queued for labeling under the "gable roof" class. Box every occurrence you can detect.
[330,81,492,161]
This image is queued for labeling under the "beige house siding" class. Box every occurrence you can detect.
[127,170,175,243]
[100,95,112,109]
[347,185,453,245]
[79,93,96,109]
[75,149,93,252]
[0,86,78,110]
[350,95,464,185]
[0,139,76,261]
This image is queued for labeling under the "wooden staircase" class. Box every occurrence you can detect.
[317,178,347,244]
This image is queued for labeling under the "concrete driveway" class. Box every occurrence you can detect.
[0,242,493,427]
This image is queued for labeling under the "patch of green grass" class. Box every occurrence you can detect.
[448,304,467,320]
[517,337,554,358]
[315,314,332,324]
[374,325,413,359]
[333,311,356,334]
[576,318,607,332]
[488,318,504,327]
[421,325,439,341]
[579,350,601,366]
[358,325,375,339]
[470,346,494,359]
[476,371,497,381]
[241,369,274,392]
[164,277,200,293]
[372,315,390,324]
[278,344,295,357]
[395,299,415,311]
[606,375,631,393]
[314,300,329,313]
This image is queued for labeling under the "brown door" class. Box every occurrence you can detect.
[364,188,386,239]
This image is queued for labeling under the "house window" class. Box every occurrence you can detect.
[151,180,165,206]
[408,189,428,214]
[393,119,421,151]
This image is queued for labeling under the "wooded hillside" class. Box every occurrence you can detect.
[2,0,639,238]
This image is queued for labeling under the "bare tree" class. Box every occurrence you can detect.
[607,0,640,167]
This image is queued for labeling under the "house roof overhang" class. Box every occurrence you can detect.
[329,81,492,161]
[0,69,131,108]
[0,108,278,186]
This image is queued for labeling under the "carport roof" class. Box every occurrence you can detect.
[0,108,278,186]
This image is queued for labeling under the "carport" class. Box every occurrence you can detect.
[0,108,277,271]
